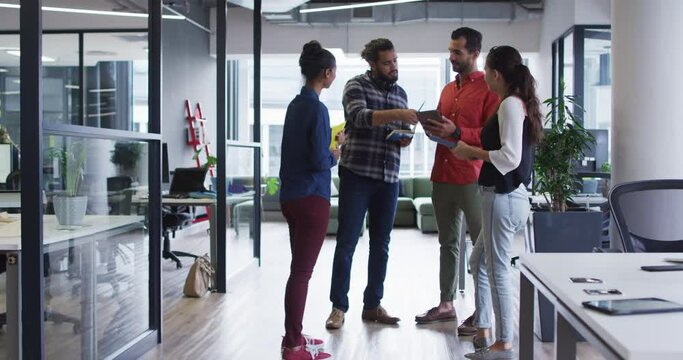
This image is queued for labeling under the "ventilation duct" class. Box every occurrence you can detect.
[264,1,543,25]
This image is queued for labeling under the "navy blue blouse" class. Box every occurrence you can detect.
[279,87,337,203]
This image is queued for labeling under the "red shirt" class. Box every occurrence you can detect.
[431,71,499,185]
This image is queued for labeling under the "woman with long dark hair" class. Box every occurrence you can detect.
[279,40,341,360]
[450,45,543,359]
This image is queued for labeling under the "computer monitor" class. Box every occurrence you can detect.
[576,129,609,172]
[162,143,170,184]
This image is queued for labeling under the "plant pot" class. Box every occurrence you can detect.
[53,195,88,226]
[532,209,603,342]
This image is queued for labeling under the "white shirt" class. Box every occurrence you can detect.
[489,96,526,175]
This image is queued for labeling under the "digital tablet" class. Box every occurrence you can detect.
[417,110,441,125]
[641,264,683,272]
[582,297,683,315]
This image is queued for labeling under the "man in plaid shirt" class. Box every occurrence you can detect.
[326,39,418,329]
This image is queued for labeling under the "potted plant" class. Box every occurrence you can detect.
[531,88,604,341]
[110,142,143,175]
[48,141,88,226]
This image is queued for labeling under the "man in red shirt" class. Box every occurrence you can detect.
[416,27,499,335]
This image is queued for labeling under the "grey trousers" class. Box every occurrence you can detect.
[431,182,483,302]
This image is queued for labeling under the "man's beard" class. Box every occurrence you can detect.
[452,60,471,74]
[376,71,398,85]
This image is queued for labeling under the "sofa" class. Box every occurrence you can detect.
[230,176,439,235]
[402,177,437,233]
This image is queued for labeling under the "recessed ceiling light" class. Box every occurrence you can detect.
[0,3,185,20]
[300,0,422,14]
[0,68,8,73]
[89,88,117,93]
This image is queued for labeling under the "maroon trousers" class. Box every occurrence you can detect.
[281,196,331,348]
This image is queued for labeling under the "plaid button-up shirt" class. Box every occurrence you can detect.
[339,71,409,183]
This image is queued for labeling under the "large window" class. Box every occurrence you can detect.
[249,52,537,179]
[250,54,444,178]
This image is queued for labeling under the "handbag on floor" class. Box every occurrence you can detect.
[183,254,215,297]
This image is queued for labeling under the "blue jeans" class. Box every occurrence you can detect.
[330,166,399,312]
[470,185,530,343]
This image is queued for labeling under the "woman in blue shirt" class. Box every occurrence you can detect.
[279,41,340,360]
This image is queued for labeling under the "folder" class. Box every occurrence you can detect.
[330,121,346,150]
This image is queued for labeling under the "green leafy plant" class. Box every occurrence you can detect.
[110,142,143,170]
[599,162,611,173]
[48,141,87,197]
[193,149,217,169]
[266,177,280,196]
[534,86,595,212]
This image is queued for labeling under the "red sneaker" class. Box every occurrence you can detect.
[281,345,331,360]
[281,334,325,350]
[281,334,329,359]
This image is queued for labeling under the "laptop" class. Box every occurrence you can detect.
[165,167,208,198]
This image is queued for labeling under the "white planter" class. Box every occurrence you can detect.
[53,195,88,226]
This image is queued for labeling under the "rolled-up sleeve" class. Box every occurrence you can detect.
[343,79,374,128]
[489,97,525,175]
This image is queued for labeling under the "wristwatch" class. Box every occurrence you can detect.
[451,127,461,140]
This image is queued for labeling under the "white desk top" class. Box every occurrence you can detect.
[0,215,144,251]
[521,253,683,360]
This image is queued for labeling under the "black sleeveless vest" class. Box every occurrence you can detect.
[478,112,534,194]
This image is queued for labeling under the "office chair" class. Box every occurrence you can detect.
[107,176,134,215]
[609,179,683,252]
[162,206,196,269]
[0,170,81,333]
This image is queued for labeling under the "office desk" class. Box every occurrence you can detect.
[134,193,254,275]
[159,198,217,271]
[519,253,683,360]
[529,194,607,208]
[0,215,144,359]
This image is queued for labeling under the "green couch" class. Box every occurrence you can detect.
[234,176,438,235]
[407,177,437,233]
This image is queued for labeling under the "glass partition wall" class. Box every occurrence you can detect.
[552,25,611,179]
[0,12,21,358]
[6,0,163,357]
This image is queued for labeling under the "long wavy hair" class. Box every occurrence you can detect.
[486,46,543,144]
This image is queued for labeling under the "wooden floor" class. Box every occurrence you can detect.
[143,222,604,360]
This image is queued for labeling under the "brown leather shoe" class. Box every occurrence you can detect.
[415,307,457,324]
[458,312,477,336]
[325,308,345,330]
[361,305,400,325]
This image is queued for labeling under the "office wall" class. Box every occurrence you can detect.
[536,0,610,102]
[212,7,542,57]
[162,3,217,174]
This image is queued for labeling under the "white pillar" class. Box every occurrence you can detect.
[612,0,683,185]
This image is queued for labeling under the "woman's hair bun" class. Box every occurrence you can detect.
[302,40,322,56]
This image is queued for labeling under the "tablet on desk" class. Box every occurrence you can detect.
[641,264,683,272]
[582,297,683,315]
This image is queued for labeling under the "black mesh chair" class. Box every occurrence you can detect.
[609,179,683,252]
[162,206,195,269]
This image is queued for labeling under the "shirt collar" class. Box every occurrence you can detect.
[455,71,484,88]
[299,86,319,100]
